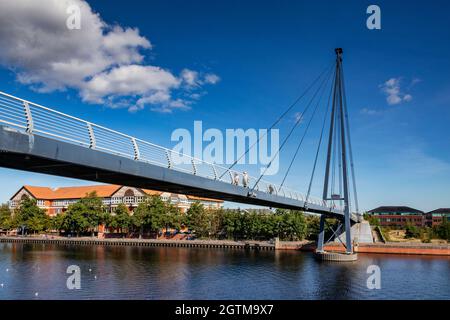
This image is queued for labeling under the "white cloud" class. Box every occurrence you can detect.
[181,69,199,87]
[360,107,381,116]
[0,0,219,113]
[403,94,413,102]
[180,69,221,88]
[81,65,180,103]
[204,73,220,84]
[379,77,414,105]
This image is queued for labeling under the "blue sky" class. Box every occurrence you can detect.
[0,0,449,211]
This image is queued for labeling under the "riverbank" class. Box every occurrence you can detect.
[0,236,275,250]
[1,236,449,256]
[289,241,450,256]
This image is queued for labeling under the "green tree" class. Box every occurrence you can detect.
[13,198,49,234]
[50,212,66,233]
[62,192,105,237]
[131,196,168,238]
[132,202,149,238]
[0,204,12,230]
[186,202,209,238]
[433,217,450,241]
[81,192,105,235]
[62,202,90,236]
[305,215,321,240]
[207,208,223,239]
[405,223,420,239]
[161,203,184,234]
[222,209,241,239]
[278,210,307,241]
[110,203,131,234]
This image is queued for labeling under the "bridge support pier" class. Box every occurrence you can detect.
[316,215,326,252]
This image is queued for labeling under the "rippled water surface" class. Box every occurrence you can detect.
[0,243,449,299]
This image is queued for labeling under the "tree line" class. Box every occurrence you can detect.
[0,192,323,241]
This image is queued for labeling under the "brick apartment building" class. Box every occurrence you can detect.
[9,184,223,216]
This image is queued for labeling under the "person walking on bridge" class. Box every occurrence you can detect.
[233,172,240,185]
[242,172,249,187]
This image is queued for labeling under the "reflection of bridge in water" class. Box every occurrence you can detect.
[0,49,364,257]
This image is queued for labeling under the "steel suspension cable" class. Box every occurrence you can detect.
[250,66,334,193]
[278,68,334,191]
[219,63,334,179]
[305,69,335,203]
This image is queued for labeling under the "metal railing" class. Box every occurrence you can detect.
[0,90,341,211]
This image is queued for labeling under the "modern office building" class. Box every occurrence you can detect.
[366,206,425,227]
[9,184,223,216]
[426,208,450,227]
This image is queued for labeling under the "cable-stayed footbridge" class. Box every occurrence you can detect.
[0,49,363,256]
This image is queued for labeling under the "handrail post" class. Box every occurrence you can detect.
[131,138,140,160]
[87,123,96,149]
[165,150,172,168]
[191,159,197,175]
[212,164,218,180]
[23,101,33,133]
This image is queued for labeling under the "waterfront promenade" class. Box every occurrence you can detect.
[1,236,449,256]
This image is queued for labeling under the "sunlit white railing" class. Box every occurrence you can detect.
[0,90,344,212]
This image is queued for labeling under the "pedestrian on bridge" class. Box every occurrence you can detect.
[233,172,240,185]
[242,172,249,187]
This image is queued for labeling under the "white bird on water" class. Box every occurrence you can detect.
[35,292,39,297]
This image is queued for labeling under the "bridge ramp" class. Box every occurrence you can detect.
[335,220,373,244]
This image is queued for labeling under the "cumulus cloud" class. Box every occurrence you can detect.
[0,0,219,113]
[360,107,381,116]
[379,77,416,105]
[180,69,221,88]
[204,74,221,84]
[81,65,180,103]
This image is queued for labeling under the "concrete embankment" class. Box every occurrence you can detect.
[291,242,450,256]
[1,237,449,255]
[0,237,275,250]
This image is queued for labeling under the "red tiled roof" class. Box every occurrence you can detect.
[22,184,121,200]
[16,184,223,203]
[186,195,223,203]
[141,189,163,196]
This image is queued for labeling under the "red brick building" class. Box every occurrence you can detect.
[9,184,223,216]
[367,206,425,227]
[426,208,450,227]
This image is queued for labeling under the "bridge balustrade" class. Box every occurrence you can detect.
[0,90,344,213]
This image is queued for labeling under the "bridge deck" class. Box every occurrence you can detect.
[0,125,357,220]
[0,91,359,221]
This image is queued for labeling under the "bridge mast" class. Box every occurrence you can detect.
[318,48,354,255]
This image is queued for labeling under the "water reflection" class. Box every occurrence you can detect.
[0,243,448,300]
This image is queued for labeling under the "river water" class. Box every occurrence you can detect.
[0,242,449,300]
